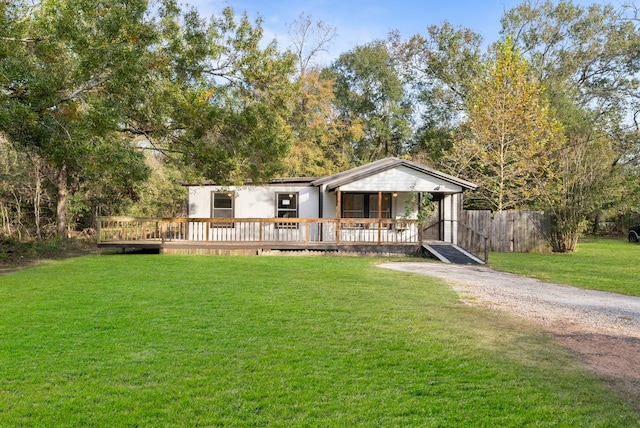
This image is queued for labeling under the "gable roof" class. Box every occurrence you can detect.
[311,157,477,191]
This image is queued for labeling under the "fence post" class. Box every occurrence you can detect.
[96,218,102,244]
[484,235,489,263]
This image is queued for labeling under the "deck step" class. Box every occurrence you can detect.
[422,244,484,264]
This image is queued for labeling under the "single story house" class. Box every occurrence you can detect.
[98,157,482,261]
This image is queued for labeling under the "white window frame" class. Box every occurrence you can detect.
[211,192,234,228]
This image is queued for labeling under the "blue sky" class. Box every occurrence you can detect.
[189,0,613,64]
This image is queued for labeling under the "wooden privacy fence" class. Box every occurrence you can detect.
[460,210,550,253]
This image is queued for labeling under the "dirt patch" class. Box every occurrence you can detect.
[379,262,640,414]
[551,332,640,413]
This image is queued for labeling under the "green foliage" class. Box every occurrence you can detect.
[403,191,436,224]
[326,41,413,163]
[0,0,156,236]
[127,151,186,217]
[1,1,298,239]
[397,22,483,161]
[0,236,95,267]
[501,0,640,251]
[0,256,636,425]
[446,38,565,212]
[151,4,298,185]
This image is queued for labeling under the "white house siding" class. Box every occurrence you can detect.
[186,184,319,242]
[184,162,469,244]
[338,165,463,193]
[188,184,318,219]
[320,186,337,218]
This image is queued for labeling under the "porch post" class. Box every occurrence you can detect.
[377,191,382,245]
[336,189,341,245]
[417,193,423,245]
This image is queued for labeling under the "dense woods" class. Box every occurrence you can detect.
[1,0,639,251]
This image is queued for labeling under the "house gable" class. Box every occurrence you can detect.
[311,157,477,192]
[337,165,464,193]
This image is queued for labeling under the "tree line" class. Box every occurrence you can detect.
[1,0,639,252]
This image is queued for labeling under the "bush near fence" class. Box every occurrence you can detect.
[460,210,550,253]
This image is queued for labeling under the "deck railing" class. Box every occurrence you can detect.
[97,217,422,246]
[458,222,490,263]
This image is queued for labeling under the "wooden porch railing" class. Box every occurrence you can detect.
[97,217,422,246]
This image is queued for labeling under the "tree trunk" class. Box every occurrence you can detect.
[34,158,42,240]
[56,163,68,238]
[0,202,10,237]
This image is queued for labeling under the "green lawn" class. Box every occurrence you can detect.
[0,255,637,426]
[489,238,640,296]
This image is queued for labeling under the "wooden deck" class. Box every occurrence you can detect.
[97,217,426,255]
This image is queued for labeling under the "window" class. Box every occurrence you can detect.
[211,192,234,227]
[341,193,391,218]
[342,194,365,218]
[368,193,391,219]
[276,193,298,228]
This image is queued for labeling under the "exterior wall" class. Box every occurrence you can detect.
[321,186,336,218]
[188,184,319,219]
[339,165,463,193]
[442,193,461,244]
[185,166,468,245]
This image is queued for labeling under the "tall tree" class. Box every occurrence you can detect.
[1,1,297,237]
[284,70,355,177]
[287,13,336,77]
[140,3,297,185]
[396,23,483,163]
[326,41,413,163]
[501,0,640,250]
[0,0,154,237]
[283,14,353,176]
[446,38,565,212]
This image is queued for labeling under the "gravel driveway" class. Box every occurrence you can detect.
[379,262,640,412]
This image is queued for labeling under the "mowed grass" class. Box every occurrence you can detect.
[489,238,640,296]
[0,255,637,426]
